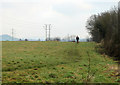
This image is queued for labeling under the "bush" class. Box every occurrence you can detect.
[86,6,120,60]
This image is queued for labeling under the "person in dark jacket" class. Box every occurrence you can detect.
[76,36,79,43]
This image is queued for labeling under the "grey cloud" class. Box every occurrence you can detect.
[53,3,89,16]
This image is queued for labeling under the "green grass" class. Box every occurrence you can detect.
[2,41,119,83]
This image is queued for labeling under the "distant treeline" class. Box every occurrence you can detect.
[86,6,120,59]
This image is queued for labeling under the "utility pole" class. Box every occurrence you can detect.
[12,28,14,41]
[44,24,48,41]
[49,24,51,40]
[68,34,70,42]
[44,24,52,41]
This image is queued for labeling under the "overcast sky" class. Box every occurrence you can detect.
[0,0,119,40]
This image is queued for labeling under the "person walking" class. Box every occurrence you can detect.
[76,36,79,43]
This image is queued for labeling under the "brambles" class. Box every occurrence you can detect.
[86,6,120,60]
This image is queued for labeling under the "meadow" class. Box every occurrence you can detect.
[2,41,119,83]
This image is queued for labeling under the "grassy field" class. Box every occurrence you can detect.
[2,41,119,83]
